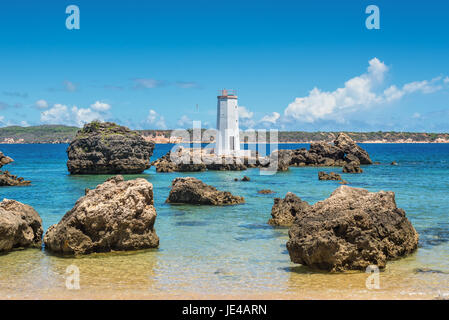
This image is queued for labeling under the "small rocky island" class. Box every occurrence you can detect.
[166,177,245,205]
[0,199,43,252]
[0,151,31,186]
[284,186,419,271]
[67,121,155,174]
[151,132,372,173]
[44,175,159,255]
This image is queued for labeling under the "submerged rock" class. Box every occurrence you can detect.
[166,177,244,205]
[343,161,363,174]
[67,121,154,174]
[258,189,275,194]
[0,199,43,252]
[318,171,342,181]
[44,175,159,255]
[286,186,419,271]
[268,192,311,227]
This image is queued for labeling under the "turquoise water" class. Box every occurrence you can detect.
[0,143,448,299]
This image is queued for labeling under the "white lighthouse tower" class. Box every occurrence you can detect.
[216,89,240,155]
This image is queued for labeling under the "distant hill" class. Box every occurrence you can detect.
[0,125,79,143]
[1,125,449,144]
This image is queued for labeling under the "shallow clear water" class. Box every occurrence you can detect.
[0,143,448,299]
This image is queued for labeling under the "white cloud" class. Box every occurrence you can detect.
[260,112,280,124]
[0,115,5,124]
[90,101,111,111]
[176,81,199,89]
[64,80,77,92]
[177,115,191,127]
[238,106,253,119]
[412,112,421,119]
[35,99,49,109]
[147,109,167,129]
[285,58,445,123]
[444,76,449,84]
[40,102,108,127]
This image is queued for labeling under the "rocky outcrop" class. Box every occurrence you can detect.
[166,177,244,205]
[286,186,419,271]
[0,152,13,168]
[0,199,43,252]
[0,151,30,186]
[318,171,342,181]
[268,192,311,227]
[343,161,363,174]
[44,175,159,255]
[67,121,154,174]
[334,133,372,164]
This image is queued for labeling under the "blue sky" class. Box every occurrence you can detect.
[1,0,449,131]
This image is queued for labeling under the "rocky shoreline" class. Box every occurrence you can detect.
[0,151,30,186]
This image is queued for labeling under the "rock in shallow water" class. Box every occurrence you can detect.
[268,192,311,227]
[0,199,43,252]
[66,121,154,174]
[286,186,419,271]
[166,177,244,205]
[44,175,159,255]
[0,151,31,186]
[318,171,342,181]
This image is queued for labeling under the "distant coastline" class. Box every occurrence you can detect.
[1,125,449,144]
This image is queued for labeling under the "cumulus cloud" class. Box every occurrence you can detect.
[177,115,191,128]
[260,112,280,124]
[444,76,449,84]
[90,101,111,112]
[35,99,49,109]
[40,101,110,127]
[284,58,445,124]
[238,106,253,119]
[146,109,167,129]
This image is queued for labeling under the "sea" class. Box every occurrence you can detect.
[0,143,448,299]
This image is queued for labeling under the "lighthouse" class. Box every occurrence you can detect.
[216,89,240,155]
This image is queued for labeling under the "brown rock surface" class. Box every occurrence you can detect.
[287,186,419,271]
[44,175,159,255]
[166,177,244,205]
[268,192,311,227]
[0,199,43,252]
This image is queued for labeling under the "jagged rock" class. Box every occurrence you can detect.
[318,171,342,181]
[67,121,154,174]
[391,161,398,166]
[310,142,345,161]
[343,161,363,174]
[287,186,419,271]
[241,176,250,181]
[258,189,275,194]
[271,149,293,171]
[0,152,13,168]
[0,171,31,186]
[268,192,311,227]
[166,177,244,205]
[334,132,372,164]
[0,199,43,252]
[44,175,159,255]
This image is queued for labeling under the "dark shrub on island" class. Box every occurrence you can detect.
[286,186,419,271]
[0,199,43,252]
[166,177,244,205]
[66,121,154,174]
[44,175,159,255]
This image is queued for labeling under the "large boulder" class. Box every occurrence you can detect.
[0,199,43,252]
[268,192,311,227]
[343,161,363,174]
[166,177,244,205]
[287,186,419,271]
[334,132,372,165]
[67,121,154,174]
[44,175,159,255]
